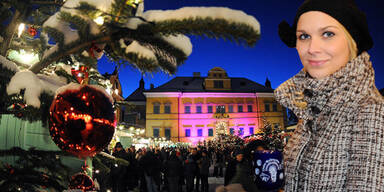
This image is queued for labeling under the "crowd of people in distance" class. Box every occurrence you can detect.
[94,140,267,192]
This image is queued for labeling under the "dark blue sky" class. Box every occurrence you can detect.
[98,0,384,98]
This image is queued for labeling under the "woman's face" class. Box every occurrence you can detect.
[296,11,350,79]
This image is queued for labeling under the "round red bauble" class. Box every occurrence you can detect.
[69,172,94,191]
[49,85,115,158]
[28,27,37,36]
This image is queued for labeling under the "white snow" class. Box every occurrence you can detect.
[42,45,59,60]
[124,41,157,62]
[124,18,145,30]
[43,12,80,45]
[6,70,67,108]
[0,55,20,72]
[55,83,114,104]
[143,7,260,34]
[161,34,192,56]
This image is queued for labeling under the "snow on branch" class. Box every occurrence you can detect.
[160,34,192,56]
[0,55,20,72]
[121,40,157,62]
[6,71,67,108]
[143,7,260,34]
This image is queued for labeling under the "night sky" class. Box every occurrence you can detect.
[98,0,384,98]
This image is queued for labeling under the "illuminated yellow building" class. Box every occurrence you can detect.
[144,67,285,144]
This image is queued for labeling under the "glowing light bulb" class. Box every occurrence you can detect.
[18,23,25,37]
[94,16,104,25]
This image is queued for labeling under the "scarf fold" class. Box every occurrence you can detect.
[275,52,374,129]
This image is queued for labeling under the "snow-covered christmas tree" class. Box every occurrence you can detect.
[0,0,260,190]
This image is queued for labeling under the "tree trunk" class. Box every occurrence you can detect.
[0,10,22,56]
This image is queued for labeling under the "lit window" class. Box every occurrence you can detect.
[196,106,202,113]
[216,105,225,113]
[208,129,213,137]
[247,105,253,112]
[185,106,191,114]
[165,128,171,140]
[214,80,224,88]
[265,103,270,112]
[153,105,160,114]
[249,127,254,135]
[238,105,243,113]
[239,128,244,136]
[153,128,159,137]
[197,129,203,137]
[164,105,171,114]
[208,106,213,113]
[228,105,233,113]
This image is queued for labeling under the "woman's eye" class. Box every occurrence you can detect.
[298,34,310,40]
[323,31,335,38]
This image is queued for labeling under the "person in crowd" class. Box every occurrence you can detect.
[164,151,183,192]
[184,154,198,192]
[276,0,384,191]
[111,142,128,192]
[199,150,211,192]
[229,149,259,192]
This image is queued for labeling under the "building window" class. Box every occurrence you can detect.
[249,127,254,135]
[185,106,191,114]
[239,128,244,136]
[197,129,203,137]
[272,103,278,112]
[230,128,234,135]
[164,105,171,114]
[165,128,171,140]
[238,105,243,113]
[216,105,225,113]
[153,128,160,138]
[265,103,270,112]
[214,80,224,88]
[153,105,160,114]
[228,105,233,113]
[247,105,253,112]
[185,129,191,137]
[196,106,202,113]
[208,106,213,113]
[208,129,213,137]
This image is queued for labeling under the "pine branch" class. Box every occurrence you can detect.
[147,17,260,47]
[29,35,111,73]
[0,9,22,56]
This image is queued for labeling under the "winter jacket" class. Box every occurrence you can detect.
[164,156,183,177]
[199,156,211,175]
[229,159,259,192]
[274,52,384,191]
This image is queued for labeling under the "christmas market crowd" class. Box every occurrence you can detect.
[93,138,270,192]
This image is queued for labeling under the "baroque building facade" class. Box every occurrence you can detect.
[143,67,285,144]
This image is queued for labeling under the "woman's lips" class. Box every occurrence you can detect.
[308,59,328,66]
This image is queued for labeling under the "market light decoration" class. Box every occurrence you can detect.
[7,49,39,66]
[94,16,104,25]
[18,23,25,37]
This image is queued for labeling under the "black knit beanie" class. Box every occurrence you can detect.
[278,0,373,55]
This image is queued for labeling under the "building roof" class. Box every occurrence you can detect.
[145,76,274,93]
[125,87,146,101]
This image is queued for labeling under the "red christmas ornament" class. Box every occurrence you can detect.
[28,26,37,36]
[69,172,94,191]
[71,66,89,84]
[49,85,115,158]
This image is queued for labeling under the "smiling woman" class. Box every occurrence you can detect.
[275,0,384,191]
[295,11,352,79]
